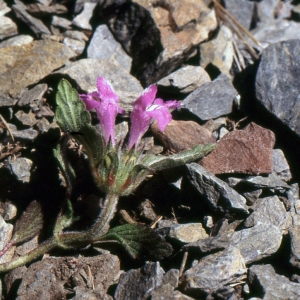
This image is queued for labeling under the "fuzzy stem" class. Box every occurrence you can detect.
[0,238,57,273]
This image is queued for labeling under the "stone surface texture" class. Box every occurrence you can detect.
[151,120,215,152]
[182,74,238,121]
[200,122,276,175]
[256,39,300,136]
[181,246,246,296]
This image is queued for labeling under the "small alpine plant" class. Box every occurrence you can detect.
[0,77,215,272]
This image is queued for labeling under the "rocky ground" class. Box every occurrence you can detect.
[1,0,300,299]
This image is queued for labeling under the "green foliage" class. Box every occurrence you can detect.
[99,223,173,260]
[12,201,43,245]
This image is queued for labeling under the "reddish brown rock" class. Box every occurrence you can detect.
[151,120,215,152]
[199,122,275,175]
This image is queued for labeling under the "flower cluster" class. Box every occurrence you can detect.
[79,77,180,149]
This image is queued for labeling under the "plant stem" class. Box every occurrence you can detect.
[0,238,57,273]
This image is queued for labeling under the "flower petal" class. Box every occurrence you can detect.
[133,84,157,110]
[127,108,151,149]
[97,77,119,102]
[79,92,101,110]
[146,106,172,132]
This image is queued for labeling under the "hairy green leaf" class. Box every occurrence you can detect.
[12,201,43,245]
[141,143,216,171]
[99,224,173,260]
[55,79,105,167]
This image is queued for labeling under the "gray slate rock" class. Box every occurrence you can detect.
[12,0,51,36]
[167,223,208,243]
[87,25,132,72]
[9,157,33,183]
[157,65,211,94]
[289,225,300,269]
[248,264,300,300]
[182,74,238,121]
[181,246,246,296]
[63,37,85,56]
[55,58,143,111]
[51,16,72,29]
[185,163,249,216]
[273,149,291,182]
[231,222,282,264]
[256,39,300,136]
[72,2,97,30]
[244,196,289,230]
[18,84,47,108]
[115,262,164,300]
[224,0,255,30]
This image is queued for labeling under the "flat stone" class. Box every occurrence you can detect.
[35,118,51,133]
[138,199,157,221]
[12,0,51,36]
[199,25,234,77]
[181,246,246,296]
[239,173,290,190]
[52,16,72,29]
[0,215,13,254]
[256,39,300,136]
[231,222,282,264]
[9,157,33,183]
[169,223,208,243]
[248,264,300,300]
[55,58,143,111]
[16,254,120,299]
[63,37,85,56]
[36,106,55,118]
[200,122,275,175]
[223,0,255,30]
[18,84,47,108]
[0,0,10,16]
[2,202,17,221]
[15,110,38,127]
[0,34,33,48]
[102,0,217,85]
[0,40,75,106]
[152,284,194,300]
[254,0,281,24]
[151,120,215,152]
[63,30,89,42]
[25,3,68,16]
[241,189,262,206]
[182,74,238,121]
[244,196,289,230]
[273,149,292,182]
[87,25,132,72]
[0,16,18,40]
[9,128,38,142]
[115,262,164,300]
[289,226,300,269]
[185,163,249,216]
[72,2,97,30]
[157,65,211,94]
[252,20,300,48]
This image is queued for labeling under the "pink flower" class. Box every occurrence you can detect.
[128,84,180,149]
[79,77,124,145]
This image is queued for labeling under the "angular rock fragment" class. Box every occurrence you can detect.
[115,262,164,300]
[244,196,289,230]
[87,25,132,72]
[200,122,275,175]
[273,149,292,182]
[72,2,97,30]
[63,37,85,56]
[18,84,47,108]
[185,163,249,216]
[168,223,208,243]
[289,225,300,269]
[52,16,72,30]
[101,0,217,85]
[181,246,246,296]
[55,58,143,110]
[12,0,51,36]
[15,110,38,127]
[231,222,282,264]
[25,3,68,16]
[256,39,300,136]
[0,16,18,40]
[0,40,75,106]
[152,284,194,300]
[9,157,33,183]
[199,25,234,77]
[157,65,211,94]
[151,120,215,152]
[15,255,120,299]
[248,264,300,300]
[0,215,13,255]
[182,74,238,121]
